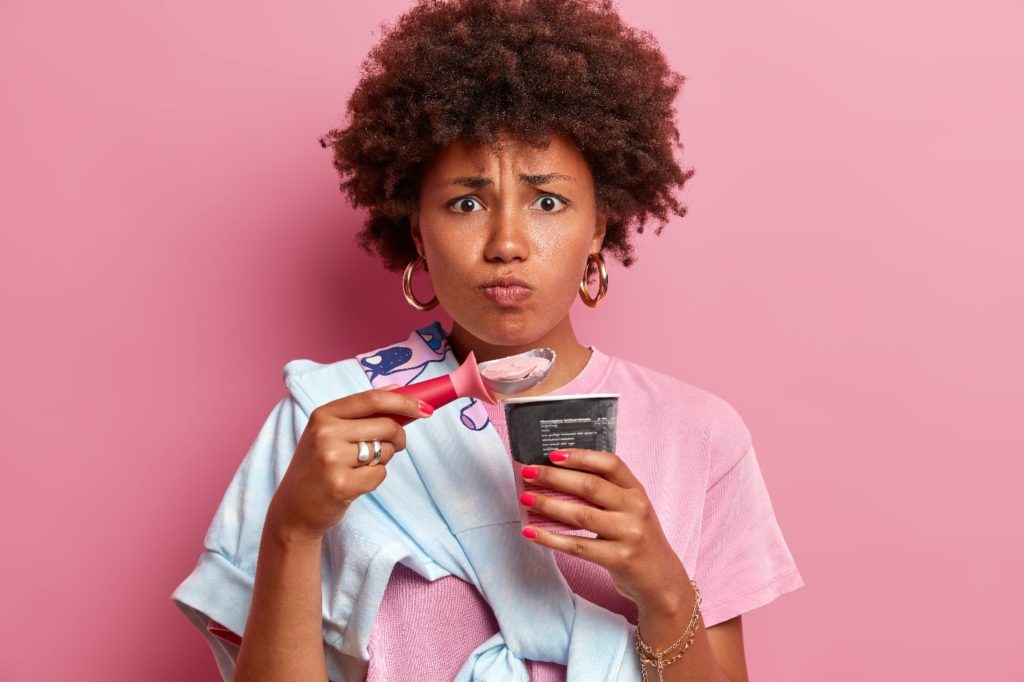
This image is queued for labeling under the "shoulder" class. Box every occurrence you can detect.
[601,352,753,482]
[279,356,369,415]
[278,322,448,412]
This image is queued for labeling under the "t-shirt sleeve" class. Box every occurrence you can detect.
[170,394,309,681]
[691,403,805,628]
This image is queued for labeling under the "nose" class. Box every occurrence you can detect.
[482,204,530,264]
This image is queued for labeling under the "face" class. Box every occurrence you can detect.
[410,130,607,348]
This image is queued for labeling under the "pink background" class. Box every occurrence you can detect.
[1,0,1021,680]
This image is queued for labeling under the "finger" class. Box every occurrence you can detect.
[521,463,626,510]
[377,439,400,465]
[314,415,406,452]
[522,525,621,566]
[520,490,628,540]
[337,416,408,452]
[315,388,432,422]
[345,461,389,491]
[545,448,641,490]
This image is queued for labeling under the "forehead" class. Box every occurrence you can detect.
[424,130,588,176]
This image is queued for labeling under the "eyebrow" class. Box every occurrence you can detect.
[443,173,576,188]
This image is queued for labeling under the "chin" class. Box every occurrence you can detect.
[464,313,549,348]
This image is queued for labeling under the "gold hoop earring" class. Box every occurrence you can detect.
[579,252,608,307]
[403,256,438,311]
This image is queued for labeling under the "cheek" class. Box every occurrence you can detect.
[545,238,589,283]
[424,244,476,298]
[549,260,583,298]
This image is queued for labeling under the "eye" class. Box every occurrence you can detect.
[447,197,484,214]
[532,194,568,213]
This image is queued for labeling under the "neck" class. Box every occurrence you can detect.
[446,317,593,398]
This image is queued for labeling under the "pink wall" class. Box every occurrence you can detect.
[2,0,1021,679]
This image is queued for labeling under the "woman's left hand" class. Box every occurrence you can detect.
[519,448,689,612]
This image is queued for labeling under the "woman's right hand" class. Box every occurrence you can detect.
[265,386,434,542]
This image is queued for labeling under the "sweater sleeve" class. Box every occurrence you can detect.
[170,394,313,681]
[690,404,805,628]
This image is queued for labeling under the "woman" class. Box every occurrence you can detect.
[172,1,804,680]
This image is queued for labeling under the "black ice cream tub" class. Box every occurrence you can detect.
[503,393,619,535]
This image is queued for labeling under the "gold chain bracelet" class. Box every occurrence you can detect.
[635,579,702,682]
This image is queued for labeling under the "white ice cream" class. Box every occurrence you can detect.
[479,355,551,382]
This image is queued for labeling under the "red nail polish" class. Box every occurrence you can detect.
[519,492,536,506]
[522,527,538,539]
[522,466,539,479]
[548,450,569,462]
[417,400,434,416]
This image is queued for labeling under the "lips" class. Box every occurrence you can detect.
[480,276,533,306]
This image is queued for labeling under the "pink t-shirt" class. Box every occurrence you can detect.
[363,346,804,680]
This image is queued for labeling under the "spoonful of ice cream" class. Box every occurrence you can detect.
[477,347,556,396]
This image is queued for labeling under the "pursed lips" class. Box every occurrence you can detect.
[480,276,533,305]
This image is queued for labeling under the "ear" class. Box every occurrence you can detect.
[409,208,424,257]
[590,210,608,253]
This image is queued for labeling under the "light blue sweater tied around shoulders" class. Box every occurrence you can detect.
[173,323,642,681]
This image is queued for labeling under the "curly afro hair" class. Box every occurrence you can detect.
[319,0,695,272]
